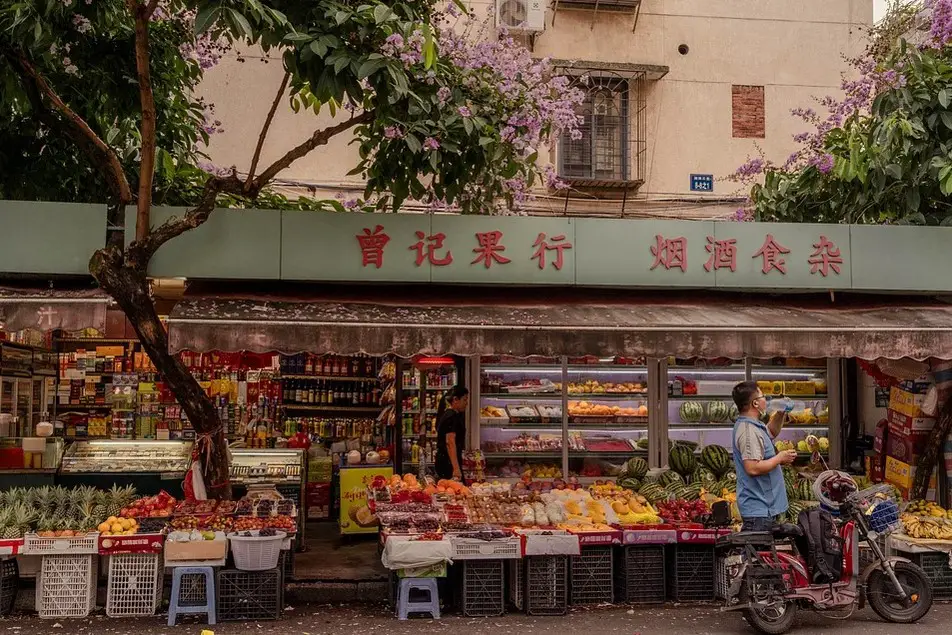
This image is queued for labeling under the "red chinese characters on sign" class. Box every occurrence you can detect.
[704,236,737,272]
[531,233,573,271]
[752,234,791,274]
[410,231,453,267]
[650,235,688,272]
[471,231,512,269]
[356,226,390,269]
[808,235,843,277]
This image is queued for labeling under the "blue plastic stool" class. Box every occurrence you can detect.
[397,577,440,620]
[168,566,216,626]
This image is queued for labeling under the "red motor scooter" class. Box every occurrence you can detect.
[719,475,932,634]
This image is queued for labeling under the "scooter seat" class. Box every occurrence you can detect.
[718,531,774,547]
[772,523,803,539]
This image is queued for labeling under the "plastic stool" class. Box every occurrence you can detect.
[168,566,216,626]
[397,577,440,620]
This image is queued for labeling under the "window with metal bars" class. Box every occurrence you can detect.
[559,79,630,182]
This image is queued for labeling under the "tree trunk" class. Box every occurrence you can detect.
[912,397,952,499]
[89,247,232,500]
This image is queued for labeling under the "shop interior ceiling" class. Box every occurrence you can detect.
[163,283,952,362]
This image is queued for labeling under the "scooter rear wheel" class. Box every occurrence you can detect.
[866,560,933,624]
[740,586,798,635]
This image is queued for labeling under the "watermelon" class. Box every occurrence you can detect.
[639,483,667,504]
[659,469,684,486]
[692,467,716,484]
[636,437,649,450]
[683,482,704,501]
[679,401,704,423]
[786,500,804,523]
[665,482,689,501]
[624,457,649,480]
[669,444,697,477]
[728,404,739,422]
[618,477,642,492]
[700,445,732,477]
[707,401,731,423]
[797,478,814,501]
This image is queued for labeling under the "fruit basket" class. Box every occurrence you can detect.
[229,529,287,571]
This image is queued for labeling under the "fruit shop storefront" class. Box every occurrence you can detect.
[161,212,952,488]
[7,202,952,615]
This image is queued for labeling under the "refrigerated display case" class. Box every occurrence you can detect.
[477,357,650,482]
[663,358,833,465]
[0,437,65,488]
[58,439,192,495]
[230,447,306,543]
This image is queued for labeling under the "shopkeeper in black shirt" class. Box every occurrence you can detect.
[435,386,469,481]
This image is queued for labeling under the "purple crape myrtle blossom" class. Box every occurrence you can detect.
[423,137,441,151]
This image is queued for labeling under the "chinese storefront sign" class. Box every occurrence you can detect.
[353,222,845,281]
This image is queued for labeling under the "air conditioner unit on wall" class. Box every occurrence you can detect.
[496,0,546,33]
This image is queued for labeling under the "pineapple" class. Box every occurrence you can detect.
[106,484,136,518]
[0,509,13,540]
[35,514,56,538]
[51,486,69,517]
[35,486,53,515]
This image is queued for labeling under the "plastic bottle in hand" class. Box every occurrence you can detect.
[766,397,795,414]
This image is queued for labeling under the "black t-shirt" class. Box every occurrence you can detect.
[435,409,466,478]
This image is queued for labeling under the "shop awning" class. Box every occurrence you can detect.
[166,290,952,361]
[0,287,110,333]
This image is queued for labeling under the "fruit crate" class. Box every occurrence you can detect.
[217,568,284,621]
[615,545,665,604]
[893,549,952,600]
[36,554,97,619]
[525,555,568,615]
[570,546,614,605]
[24,532,99,556]
[105,553,163,617]
[460,559,505,617]
[451,536,522,560]
[667,544,715,602]
[0,558,19,616]
[507,559,524,610]
[279,549,295,581]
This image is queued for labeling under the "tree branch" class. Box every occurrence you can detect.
[131,3,158,244]
[128,171,245,268]
[1,46,133,206]
[246,71,291,188]
[144,0,161,18]
[249,111,374,193]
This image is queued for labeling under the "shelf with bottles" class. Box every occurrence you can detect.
[279,353,379,379]
[282,415,382,441]
[401,366,459,392]
[282,377,381,408]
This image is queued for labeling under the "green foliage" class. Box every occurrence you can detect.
[0,0,573,215]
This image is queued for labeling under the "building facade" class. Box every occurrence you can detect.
[199,0,873,219]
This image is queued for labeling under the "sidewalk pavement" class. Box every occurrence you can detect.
[2,602,950,635]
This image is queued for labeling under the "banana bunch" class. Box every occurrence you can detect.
[901,513,952,540]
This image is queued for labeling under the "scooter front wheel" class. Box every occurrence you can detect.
[740,586,798,635]
[867,560,933,624]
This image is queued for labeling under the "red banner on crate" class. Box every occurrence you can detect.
[99,533,164,555]
[622,528,677,545]
[675,528,731,544]
[570,529,623,546]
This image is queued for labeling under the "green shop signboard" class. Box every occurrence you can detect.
[0,201,950,292]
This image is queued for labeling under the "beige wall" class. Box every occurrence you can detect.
[199,0,872,218]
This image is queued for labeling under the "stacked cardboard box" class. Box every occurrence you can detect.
[884,383,937,499]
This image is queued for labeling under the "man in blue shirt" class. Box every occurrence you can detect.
[731,380,798,532]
